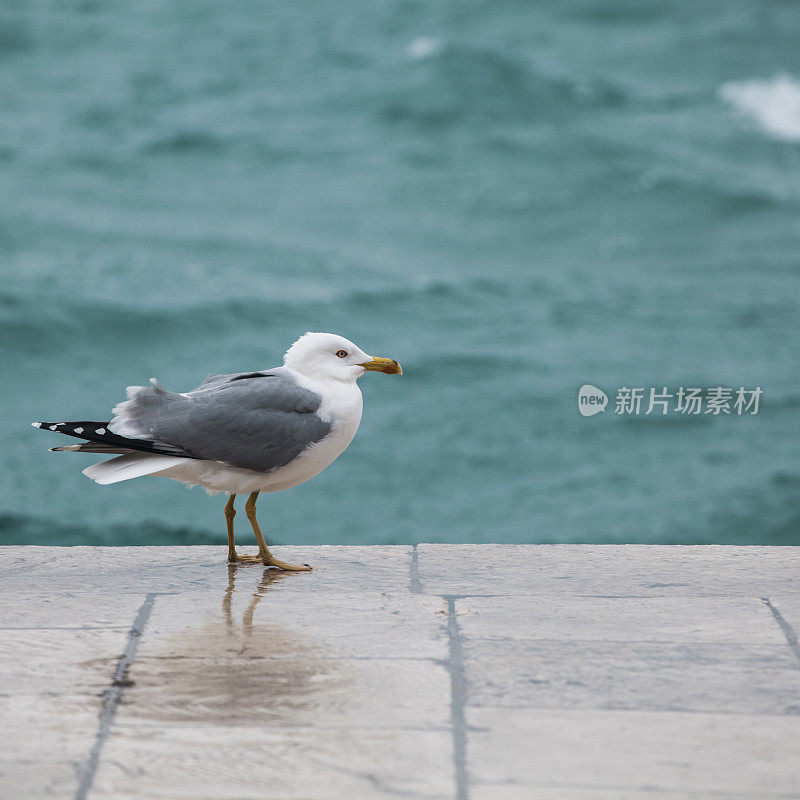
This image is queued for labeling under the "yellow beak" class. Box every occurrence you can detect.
[359,356,403,375]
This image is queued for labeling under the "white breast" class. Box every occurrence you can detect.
[271,369,364,489]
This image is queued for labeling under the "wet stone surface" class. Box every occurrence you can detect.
[1,544,799,800]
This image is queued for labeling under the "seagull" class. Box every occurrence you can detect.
[32,332,402,571]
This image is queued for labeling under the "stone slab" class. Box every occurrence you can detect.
[0,693,102,761]
[455,595,787,644]
[0,628,130,693]
[462,639,800,715]
[470,787,791,800]
[0,762,83,800]
[89,726,454,800]
[0,590,145,630]
[417,544,800,597]
[466,707,800,796]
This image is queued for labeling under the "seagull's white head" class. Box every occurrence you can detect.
[283,332,402,383]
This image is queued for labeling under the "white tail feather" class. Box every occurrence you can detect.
[83,454,187,485]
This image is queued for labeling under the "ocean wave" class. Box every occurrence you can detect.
[719,74,800,143]
[571,1,672,23]
[383,42,626,128]
[0,513,216,546]
[143,131,226,155]
[0,274,535,353]
[0,17,33,56]
[636,170,788,212]
[693,474,800,546]
[628,140,798,209]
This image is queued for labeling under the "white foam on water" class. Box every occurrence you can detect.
[406,36,443,61]
[719,74,800,142]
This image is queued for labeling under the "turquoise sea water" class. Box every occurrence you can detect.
[2,1,800,547]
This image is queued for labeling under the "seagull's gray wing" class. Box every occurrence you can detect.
[109,369,331,473]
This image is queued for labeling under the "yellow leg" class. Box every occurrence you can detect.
[225,493,263,564]
[245,491,311,571]
[225,494,238,563]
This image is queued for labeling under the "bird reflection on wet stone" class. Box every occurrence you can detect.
[223,564,292,639]
[122,566,346,727]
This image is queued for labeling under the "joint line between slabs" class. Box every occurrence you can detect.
[444,595,469,800]
[409,544,423,594]
[74,592,160,800]
[762,598,800,668]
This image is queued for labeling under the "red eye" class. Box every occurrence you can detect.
[336,349,348,358]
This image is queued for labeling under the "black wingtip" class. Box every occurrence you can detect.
[32,421,69,432]
[32,419,196,459]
